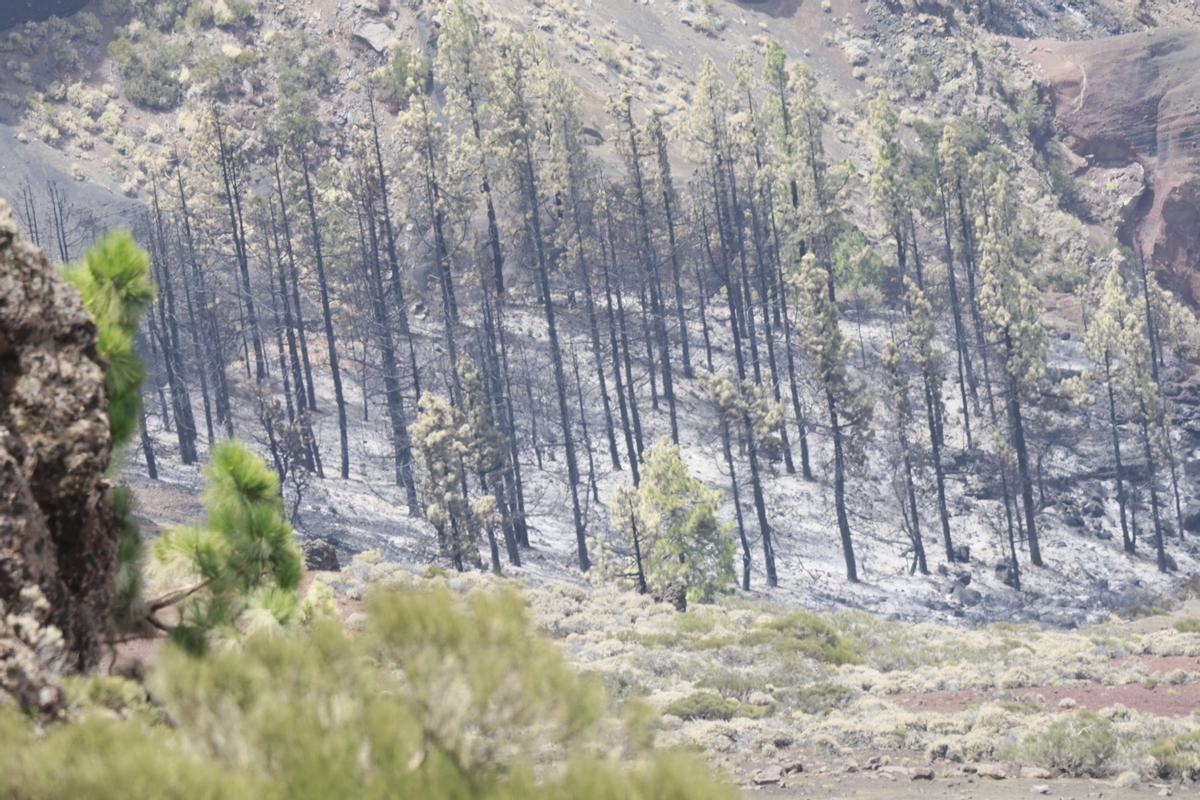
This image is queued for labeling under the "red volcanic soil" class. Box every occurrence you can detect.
[892,658,1200,718]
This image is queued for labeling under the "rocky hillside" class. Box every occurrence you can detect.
[3,0,1200,629]
[1021,28,1200,303]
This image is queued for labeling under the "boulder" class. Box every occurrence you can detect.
[1182,502,1200,535]
[950,583,982,607]
[0,199,114,712]
[656,582,687,612]
[303,538,341,571]
[353,20,392,53]
[752,765,782,785]
[976,763,1007,779]
[995,561,1020,588]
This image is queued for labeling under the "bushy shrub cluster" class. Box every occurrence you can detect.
[665,691,765,722]
[1151,730,1200,781]
[1,586,735,799]
[743,611,862,665]
[1012,711,1118,777]
[107,30,185,110]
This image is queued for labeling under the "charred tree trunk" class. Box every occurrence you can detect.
[299,145,350,479]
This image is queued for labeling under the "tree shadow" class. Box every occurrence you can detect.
[730,0,803,19]
[0,1,90,32]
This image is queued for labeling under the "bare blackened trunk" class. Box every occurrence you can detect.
[175,170,233,438]
[173,177,215,446]
[1131,246,1184,539]
[1000,466,1022,590]
[827,393,858,583]
[263,235,295,422]
[653,123,693,379]
[744,180,794,474]
[766,221,813,480]
[533,239,589,570]
[622,494,648,594]
[711,174,777,586]
[19,181,41,248]
[138,390,158,480]
[512,94,589,570]
[600,220,640,484]
[145,312,172,432]
[272,153,319,415]
[728,190,763,386]
[956,179,998,419]
[358,199,420,512]
[1138,410,1168,573]
[1002,331,1042,567]
[604,207,645,461]
[637,282,658,410]
[922,376,955,563]
[720,414,752,590]
[476,266,523,563]
[565,186,620,471]
[623,101,678,442]
[1102,355,1133,553]
[213,116,266,384]
[368,93,423,400]
[936,172,976,449]
[299,146,350,479]
[147,186,197,465]
[694,214,716,373]
[417,98,460,337]
[266,196,319,473]
[571,345,600,504]
[494,301,530,547]
[899,431,927,575]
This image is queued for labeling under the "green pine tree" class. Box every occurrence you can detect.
[411,380,504,574]
[792,253,874,582]
[65,231,154,634]
[604,439,735,604]
[1116,293,1172,572]
[65,231,155,451]
[150,440,304,653]
[1079,260,1135,553]
[977,172,1047,568]
[882,341,928,575]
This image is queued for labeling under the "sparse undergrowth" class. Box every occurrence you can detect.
[303,563,1200,784]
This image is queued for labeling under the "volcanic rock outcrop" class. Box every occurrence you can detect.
[1020,27,1200,301]
[0,198,114,712]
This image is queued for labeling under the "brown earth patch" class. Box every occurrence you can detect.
[891,682,1200,717]
[1115,654,1200,674]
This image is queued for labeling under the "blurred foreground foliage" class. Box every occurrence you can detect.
[0,585,734,800]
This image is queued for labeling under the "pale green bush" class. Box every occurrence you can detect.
[1151,730,1200,780]
[665,691,765,721]
[1012,711,1118,777]
[1,586,735,799]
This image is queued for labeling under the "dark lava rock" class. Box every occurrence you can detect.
[1,199,115,713]
[302,538,341,571]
